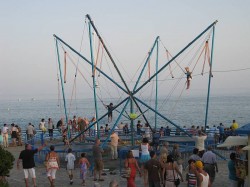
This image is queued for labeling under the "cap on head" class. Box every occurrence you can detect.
[195,160,203,169]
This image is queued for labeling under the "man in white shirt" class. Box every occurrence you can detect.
[27,123,35,141]
[65,148,76,185]
[2,124,9,148]
[202,146,218,185]
[110,131,119,160]
[193,130,207,157]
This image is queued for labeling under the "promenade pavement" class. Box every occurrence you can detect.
[5,145,233,187]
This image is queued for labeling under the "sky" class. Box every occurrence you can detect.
[0,0,250,100]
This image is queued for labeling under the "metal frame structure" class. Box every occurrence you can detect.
[54,14,218,146]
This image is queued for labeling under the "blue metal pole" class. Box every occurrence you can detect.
[86,15,131,95]
[130,97,135,145]
[88,23,100,138]
[133,36,159,92]
[134,21,218,95]
[155,40,159,130]
[135,97,191,137]
[84,15,154,132]
[53,35,128,95]
[55,39,69,132]
[204,25,216,131]
[101,99,130,147]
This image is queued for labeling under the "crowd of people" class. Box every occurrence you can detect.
[122,134,218,187]
[0,118,246,187]
[0,123,22,148]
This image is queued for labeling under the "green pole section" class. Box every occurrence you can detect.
[204,24,217,131]
[155,39,159,130]
[88,22,100,138]
[130,97,135,146]
[55,39,69,137]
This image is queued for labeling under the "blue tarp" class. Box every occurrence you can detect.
[235,123,250,135]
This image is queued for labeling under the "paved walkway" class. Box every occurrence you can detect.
[5,145,233,187]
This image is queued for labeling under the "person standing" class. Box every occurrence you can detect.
[123,124,129,135]
[110,131,119,160]
[26,123,35,141]
[140,137,151,186]
[152,130,160,151]
[79,152,90,186]
[56,118,63,130]
[48,118,54,141]
[124,150,141,187]
[10,123,18,147]
[39,118,46,133]
[72,115,78,133]
[171,144,183,174]
[17,143,46,187]
[104,102,114,122]
[195,161,211,187]
[16,125,23,146]
[144,151,162,187]
[218,123,225,143]
[92,138,105,181]
[189,148,201,162]
[231,119,239,130]
[202,146,218,185]
[45,145,60,187]
[2,124,9,148]
[137,120,142,135]
[162,154,184,187]
[144,123,151,139]
[193,130,207,158]
[228,152,238,187]
[105,124,110,135]
[65,148,76,185]
[187,159,201,187]
[164,126,171,136]
[160,142,169,156]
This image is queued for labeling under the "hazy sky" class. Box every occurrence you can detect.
[1,0,250,100]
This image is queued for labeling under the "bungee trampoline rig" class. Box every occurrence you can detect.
[53,14,218,149]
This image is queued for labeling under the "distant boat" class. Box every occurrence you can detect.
[18,98,21,102]
[31,98,36,101]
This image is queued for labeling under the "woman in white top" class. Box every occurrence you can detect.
[140,137,150,186]
[162,155,184,187]
[39,118,46,133]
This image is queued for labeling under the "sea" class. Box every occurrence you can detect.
[0,95,249,130]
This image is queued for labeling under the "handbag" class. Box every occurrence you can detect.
[125,167,131,178]
[121,160,131,178]
[172,163,180,186]
[174,178,180,186]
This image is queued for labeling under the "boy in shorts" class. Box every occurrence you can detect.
[65,148,76,185]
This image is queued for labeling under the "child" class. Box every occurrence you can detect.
[65,148,76,185]
[62,129,69,146]
[186,159,198,187]
[0,129,3,147]
[79,153,90,186]
[185,67,192,89]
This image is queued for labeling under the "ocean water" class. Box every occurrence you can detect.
[0,95,249,130]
